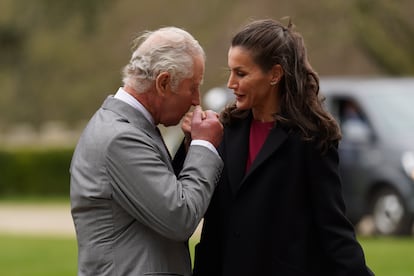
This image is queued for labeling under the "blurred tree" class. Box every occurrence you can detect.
[0,0,112,128]
[36,0,111,33]
[0,0,413,135]
[0,24,25,66]
[352,0,414,75]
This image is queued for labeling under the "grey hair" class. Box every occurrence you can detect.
[122,27,205,93]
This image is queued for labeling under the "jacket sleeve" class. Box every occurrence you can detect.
[193,188,223,276]
[307,144,374,276]
[106,130,223,241]
[193,140,226,276]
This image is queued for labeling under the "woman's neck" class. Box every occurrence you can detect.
[252,90,280,122]
[252,105,279,122]
[252,112,275,123]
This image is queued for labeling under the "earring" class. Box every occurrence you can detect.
[270,81,277,86]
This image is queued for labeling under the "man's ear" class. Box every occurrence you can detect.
[155,72,170,95]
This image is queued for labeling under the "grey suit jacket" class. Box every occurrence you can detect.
[70,96,223,276]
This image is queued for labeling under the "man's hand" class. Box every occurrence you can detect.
[190,106,223,148]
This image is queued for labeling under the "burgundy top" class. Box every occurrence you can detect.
[246,120,274,172]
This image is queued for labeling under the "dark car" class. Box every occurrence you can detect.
[320,77,414,235]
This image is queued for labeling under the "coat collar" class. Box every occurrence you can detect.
[102,95,154,131]
[225,113,288,195]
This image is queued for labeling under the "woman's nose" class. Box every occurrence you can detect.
[227,76,237,90]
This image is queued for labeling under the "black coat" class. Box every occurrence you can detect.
[193,114,374,276]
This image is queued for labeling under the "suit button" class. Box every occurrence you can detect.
[233,231,240,238]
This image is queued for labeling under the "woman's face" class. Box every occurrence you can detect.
[227,46,276,113]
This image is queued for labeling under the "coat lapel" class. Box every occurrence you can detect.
[244,126,288,180]
[225,117,251,195]
[226,116,288,195]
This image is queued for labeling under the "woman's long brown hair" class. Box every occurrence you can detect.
[221,19,341,153]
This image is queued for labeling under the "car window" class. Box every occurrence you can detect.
[329,97,372,143]
[363,88,414,135]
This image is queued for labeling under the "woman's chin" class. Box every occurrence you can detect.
[236,101,248,110]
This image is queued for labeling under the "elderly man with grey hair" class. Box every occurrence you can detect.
[70,26,223,276]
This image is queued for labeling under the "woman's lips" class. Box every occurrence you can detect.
[235,93,245,101]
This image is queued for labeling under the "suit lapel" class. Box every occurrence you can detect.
[226,117,288,195]
[102,96,173,170]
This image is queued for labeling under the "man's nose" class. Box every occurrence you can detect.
[192,92,200,106]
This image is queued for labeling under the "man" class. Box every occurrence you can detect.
[70,26,223,276]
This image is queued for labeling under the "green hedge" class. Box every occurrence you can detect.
[0,148,74,197]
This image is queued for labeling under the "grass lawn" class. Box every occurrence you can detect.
[0,234,413,275]
[359,237,414,276]
[0,234,77,276]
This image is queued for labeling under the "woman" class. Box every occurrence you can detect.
[192,19,374,276]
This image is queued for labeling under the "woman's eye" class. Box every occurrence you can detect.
[236,71,246,77]
[227,68,246,78]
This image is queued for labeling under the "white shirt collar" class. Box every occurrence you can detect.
[114,87,154,125]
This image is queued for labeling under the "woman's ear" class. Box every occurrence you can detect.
[270,64,284,84]
[155,72,170,95]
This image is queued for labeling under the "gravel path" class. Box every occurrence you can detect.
[0,203,75,236]
[0,202,203,238]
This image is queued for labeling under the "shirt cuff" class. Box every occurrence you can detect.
[190,140,219,156]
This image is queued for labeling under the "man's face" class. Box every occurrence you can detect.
[160,55,204,126]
